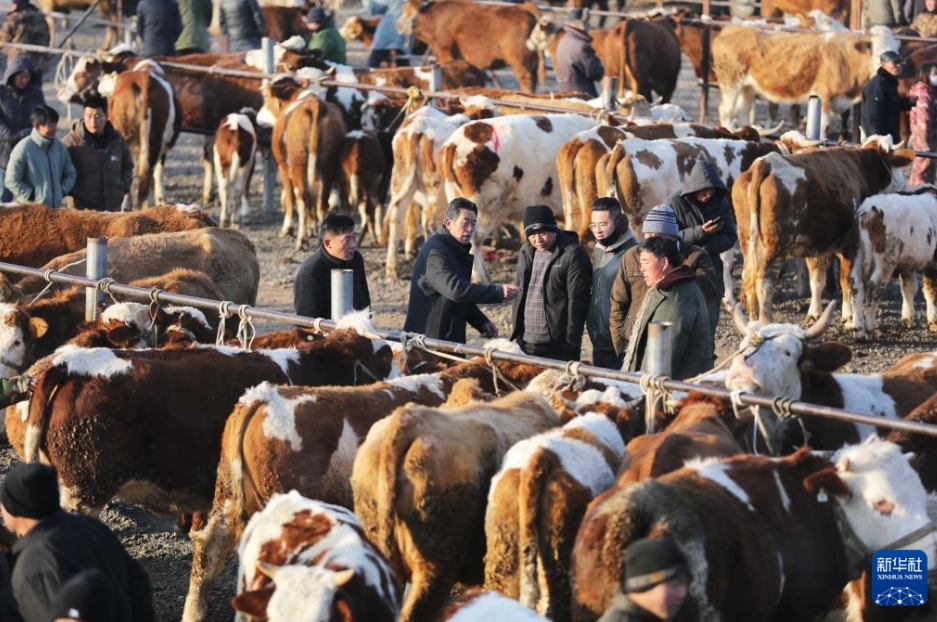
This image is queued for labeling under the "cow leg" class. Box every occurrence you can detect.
[202,137,215,206]
[184,504,238,622]
[384,197,408,278]
[154,155,167,205]
[898,269,919,328]
[721,246,738,310]
[803,255,828,325]
[217,167,231,228]
[923,266,937,332]
[837,253,854,324]
[278,157,295,237]
[718,85,741,129]
[401,564,456,622]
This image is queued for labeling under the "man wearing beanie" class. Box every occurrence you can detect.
[587,197,637,369]
[50,569,117,622]
[610,204,718,368]
[555,8,605,97]
[0,463,154,622]
[510,204,592,361]
[598,537,691,622]
[306,6,346,64]
[404,198,518,343]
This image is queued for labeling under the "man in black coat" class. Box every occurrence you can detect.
[404,198,517,343]
[511,204,592,362]
[668,159,737,335]
[861,50,913,144]
[555,9,605,97]
[136,0,183,57]
[0,463,154,622]
[598,537,691,622]
[293,213,371,319]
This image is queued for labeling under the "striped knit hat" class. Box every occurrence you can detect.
[642,204,680,237]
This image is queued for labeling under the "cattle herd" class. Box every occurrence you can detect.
[4,0,937,620]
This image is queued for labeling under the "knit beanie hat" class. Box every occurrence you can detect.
[641,204,680,237]
[1,463,59,519]
[622,537,690,593]
[50,569,119,622]
[307,6,328,24]
[523,204,559,235]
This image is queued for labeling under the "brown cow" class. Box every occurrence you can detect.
[339,15,382,48]
[183,357,545,622]
[606,15,681,102]
[262,5,307,42]
[484,413,625,622]
[672,10,719,82]
[213,110,258,228]
[0,204,213,269]
[352,391,560,622]
[761,0,849,19]
[338,129,386,246]
[399,0,541,93]
[7,328,395,516]
[36,0,125,50]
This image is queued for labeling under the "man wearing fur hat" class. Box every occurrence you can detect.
[598,537,692,621]
[555,8,605,97]
[510,204,592,361]
[0,463,153,622]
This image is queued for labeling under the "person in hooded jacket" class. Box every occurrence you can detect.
[623,236,713,380]
[0,55,44,202]
[555,8,604,97]
[587,197,636,369]
[218,0,265,52]
[136,0,183,57]
[306,6,346,64]
[667,159,737,335]
[0,0,50,76]
[511,204,592,362]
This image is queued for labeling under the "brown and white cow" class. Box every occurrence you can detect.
[7,327,394,516]
[735,139,913,323]
[760,0,849,19]
[484,413,625,622]
[0,204,213,269]
[399,0,541,93]
[213,110,258,229]
[338,129,386,246]
[724,303,937,453]
[444,590,550,621]
[571,438,935,622]
[230,491,400,622]
[441,114,597,281]
[352,391,560,622]
[849,187,937,340]
[183,354,545,622]
[339,15,382,48]
[713,25,896,135]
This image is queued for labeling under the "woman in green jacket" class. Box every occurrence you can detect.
[306,6,346,64]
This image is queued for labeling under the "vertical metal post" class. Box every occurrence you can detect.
[850,0,863,143]
[85,238,108,321]
[331,269,354,320]
[644,321,673,433]
[262,37,276,217]
[806,96,822,140]
[431,63,443,109]
[699,0,712,124]
[601,76,617,113]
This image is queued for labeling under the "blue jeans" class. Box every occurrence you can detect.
[0,168,10,202]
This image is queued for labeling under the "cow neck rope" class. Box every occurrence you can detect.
[28,259,88,307]
[236,305,255,350]
[640,373,672,433]
[487,346,520,395]
[216,301,234,346]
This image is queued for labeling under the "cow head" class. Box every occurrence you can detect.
[339,16,365,42]
[725,301,849,400]
[526,15,557,52]
[397,0,423,36]
[231,562,355,621]
[803,437,932,569]
[257,75,314,127]
[0,303,48,380]
[57,56,128,105]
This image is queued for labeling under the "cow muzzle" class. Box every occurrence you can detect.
[725,356,759,392]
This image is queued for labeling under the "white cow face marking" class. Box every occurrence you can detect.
[263,566,354,622]
[0,304,33,379]
[725,323,807,399]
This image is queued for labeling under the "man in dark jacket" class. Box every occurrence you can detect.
[136,0,182,57]
[610,204,718,361]
[175,0,213,54]
[511,204,592,362]
[598,537,691,622]
[306,6,346,64]
[0,0,50,75]
[0,55,44,202]
[219,0,266,52]
[862,51,912,144]
[668,159,737,335]
[587,197,636,369]
[555,9,604,97]
[0,463,154,622]
[62,92,134,211]
[293,213,371,319]
[404,198,517,343]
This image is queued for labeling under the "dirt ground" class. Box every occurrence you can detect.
[0,5,936,621]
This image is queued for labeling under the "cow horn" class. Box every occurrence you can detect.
[256,562,279,580]
[757,121,785,136]
[732,303,750,335]
[333,569,355,586]
[895,140,906,149]
[803,300,838,340]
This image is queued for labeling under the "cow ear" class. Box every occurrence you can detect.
[28,317,48,340]
[106,325,137,346]
[333,568,355,586]
[801,342,852,372]
[803,468,851,500]
[231,587,274,617]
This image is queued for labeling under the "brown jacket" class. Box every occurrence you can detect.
[62,121,134,211]
[609,242,718,356]
[0,4,50,74]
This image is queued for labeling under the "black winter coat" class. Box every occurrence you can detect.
[293,246,371,319]
[0,55,43,170]
[219,0,265,52]
[669,159,737,298]
[6,511,153,622]
[555,25,605,97]
[404,226,504,343]
[861,67,912,144]
[511,230,592,359]
[598,592,671,622]
[588,231,636,356]
[136,0,183,57]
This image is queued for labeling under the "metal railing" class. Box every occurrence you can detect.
[2,258,936,439]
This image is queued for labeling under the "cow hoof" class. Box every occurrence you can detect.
[278,228,292,238]
[802,315,818,328]
[929,322,937,333]
[903,318,914,329]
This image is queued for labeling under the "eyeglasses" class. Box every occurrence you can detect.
[589,221,613,229]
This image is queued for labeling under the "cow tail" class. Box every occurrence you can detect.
[619,20,637,98]
[24,365,67,463]
[307,102,322,215]
[740,164,763,317]
[228,401,263,535]
[440,143,459,200]
[375,414,418,575]
[518,446,550,613]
